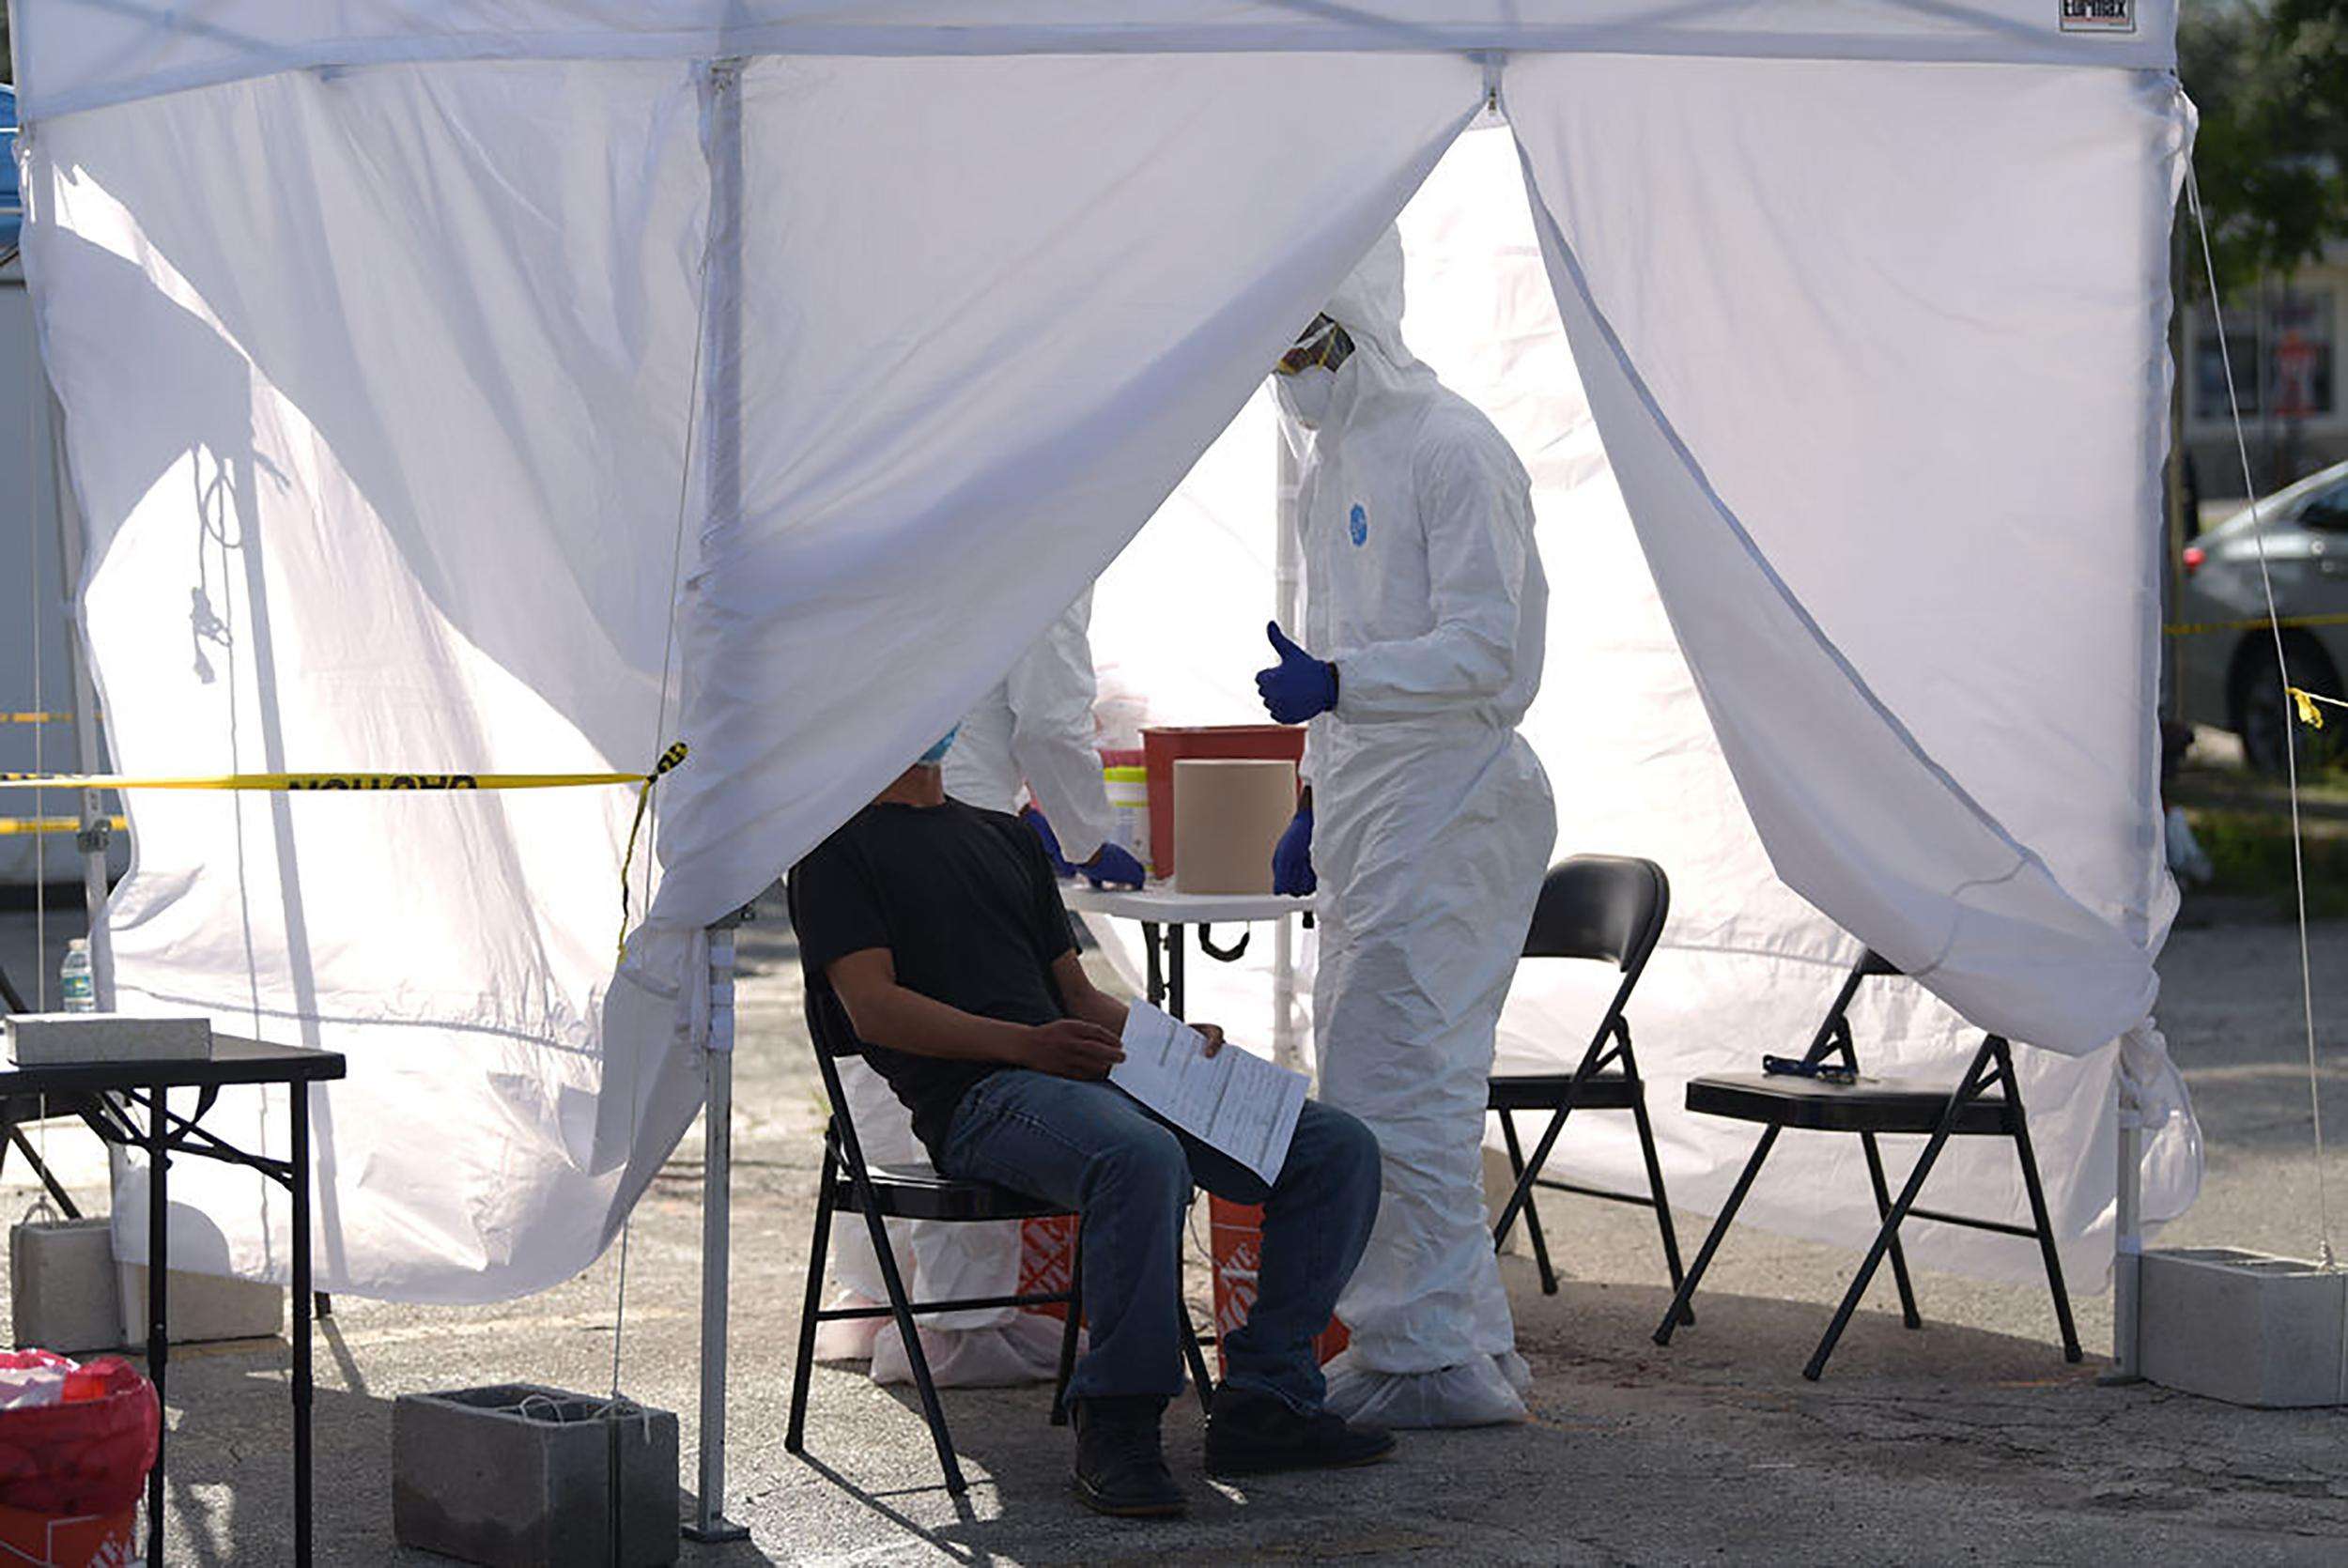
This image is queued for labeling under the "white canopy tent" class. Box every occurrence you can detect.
[1092,119,2203,1296]
[13,0,2200,1529]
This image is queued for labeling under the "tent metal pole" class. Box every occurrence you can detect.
[34,371,112,1002]
[685,54,753,1545]
[2104,1103,2144,1383]
[688,910,752,1540]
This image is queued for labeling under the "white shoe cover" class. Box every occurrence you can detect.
[1322,1349,1532,1428]
[811,1291,886,1363]
[869,1310,1073,1389]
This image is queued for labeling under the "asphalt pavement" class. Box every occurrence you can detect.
[2,892,2345,1564]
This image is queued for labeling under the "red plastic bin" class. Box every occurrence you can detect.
[1139,726,1305,880]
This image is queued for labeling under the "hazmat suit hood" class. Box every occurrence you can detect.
[1275,225,1437,434]
[1323,225,1416,376]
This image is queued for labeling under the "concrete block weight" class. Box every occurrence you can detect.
[393,1383,678,1567]
[10,1218,122,1354]
[2139,1246,2348,1407]
[118,1260,282,1345]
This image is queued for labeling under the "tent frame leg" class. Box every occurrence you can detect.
[685,54,753,1542]
[687,909,754,1542]
[35,377,112,998]
[2100,1103,2145,1385]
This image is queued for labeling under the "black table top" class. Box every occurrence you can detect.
[0,1033,348,1096]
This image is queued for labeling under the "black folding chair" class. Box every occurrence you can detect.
[782,878,1213,1496]
[1487,856,1687,1315]
[1652,951,2081,1380]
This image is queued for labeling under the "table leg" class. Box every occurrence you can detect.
[1167,927,1185,1020]
[1142,921,1165,1009]
[147,1085,167,1568]
[292,1081,314,1566]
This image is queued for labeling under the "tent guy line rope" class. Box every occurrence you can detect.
[2186,161,2335,1271]
[23,308,48,1194]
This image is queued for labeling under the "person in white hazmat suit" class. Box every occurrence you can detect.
[1255,229,1555,1427]
[818,591,1145,1386]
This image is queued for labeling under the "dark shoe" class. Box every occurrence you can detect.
[1073,1396,1185,1517]
[1204,1384,1398,1478]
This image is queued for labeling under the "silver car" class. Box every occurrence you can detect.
[2175,457,2348,774]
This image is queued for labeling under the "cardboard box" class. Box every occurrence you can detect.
[1171,758,1296,896]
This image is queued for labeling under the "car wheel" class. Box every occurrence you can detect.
[2237,642,2346,776]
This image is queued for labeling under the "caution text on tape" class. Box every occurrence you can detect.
[2166,612,2348,638]
[0,764,672,792]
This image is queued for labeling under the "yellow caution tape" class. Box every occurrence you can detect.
[0,743,691,957]
[2289,687,2347,730]
[0,815,127,838]
[2166,612,2348,638]
[0,767,655,792]
[618,742,691,959]
[0,712,82,725]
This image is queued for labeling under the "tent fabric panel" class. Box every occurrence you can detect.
[651,49,1488,930]
[17,1,2178,121]
[1085,125,2195,1288]
[19,48,1488,1299]
[1508,55,2184,1056]
[22,60,712,1299]
[1507,55,2183,952]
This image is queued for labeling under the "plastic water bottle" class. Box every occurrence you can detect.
[59,939,95,1013]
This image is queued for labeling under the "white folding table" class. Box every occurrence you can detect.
[1059,884,1312,1070]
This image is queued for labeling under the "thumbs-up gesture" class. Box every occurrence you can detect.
[1256,622,1338,725]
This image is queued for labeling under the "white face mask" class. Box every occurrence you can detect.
[1275,364,1339,430]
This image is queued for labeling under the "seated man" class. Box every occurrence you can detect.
[791,731,1394,1516]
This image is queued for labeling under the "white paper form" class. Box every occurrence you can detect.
[1112,1001,1308,1185]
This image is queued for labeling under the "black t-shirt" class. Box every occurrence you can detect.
[790,797,1076,1161]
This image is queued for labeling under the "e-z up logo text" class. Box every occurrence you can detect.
[2060,0,2135,34]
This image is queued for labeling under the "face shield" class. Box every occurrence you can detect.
[1274,314,1355,429]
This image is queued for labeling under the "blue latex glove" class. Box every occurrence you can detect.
[1020,805,1076,878]
[1082,842,1148,890]
[1272,807,1316,897]
[1256,622,1338,725]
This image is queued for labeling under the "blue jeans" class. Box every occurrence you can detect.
[937,1068,1381,1411]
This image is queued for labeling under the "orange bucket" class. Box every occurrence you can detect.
[1208,1196,1347,1374]
[1017,1214,1079,1321]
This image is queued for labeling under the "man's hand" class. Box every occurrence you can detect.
[1194,1022,1226,1058]
[1020,1019,1126,1080]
